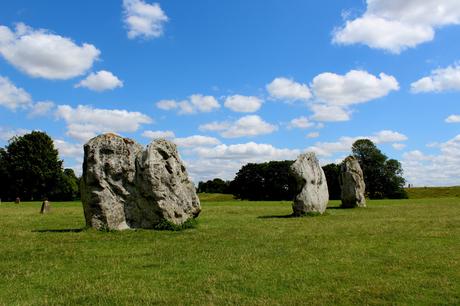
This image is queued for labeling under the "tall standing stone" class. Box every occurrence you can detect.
[81,133,201,230]
[291,152,329,215]
[340,156,366,208]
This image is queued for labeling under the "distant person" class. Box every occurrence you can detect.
[40,198,51,214]
[15,197,20,204]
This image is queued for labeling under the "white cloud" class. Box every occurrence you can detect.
[123,0,168,40]
[309,104,351,122]
[184,141,301,182]
[411,64,460,93]
[0,23,100,79]
[333,0,460,53]
[0,75,32,110]
[189,94,220,112]
[402,134,460,186]
[308,130,408,157]
[392,143,406,150]
[55,105,152,142]
[224,95,262,113]
[373,130,408,143]
[307,132,320,139]
[173,135,221,148]
[53,139,82,159]
[155,94,220,114]
[446,114,460,123]
[311,70,399,106]
[195,142,299,161]
[0,127,29,141]
[199,121,231,132]
[200,115,277,138]
[28,100,55,117]
[156,99,178,110]
[75,70,123,92]
[266,77,312,102]
[288,116,314,129]
[142,130,175,139]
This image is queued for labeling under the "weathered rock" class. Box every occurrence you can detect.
[340,156,366,208]
[40,200,51,214]
[81,133,200,230]
[291,152,329,215]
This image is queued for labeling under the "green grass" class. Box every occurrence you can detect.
[198,192,235,202]
[406,186,460,199]
[0,198,459,305]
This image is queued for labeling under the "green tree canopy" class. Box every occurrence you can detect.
[197,178,231,194]
[230,161,297,201]
[322,163,341,200]
[0,131,80,201]
[352,139,407,199]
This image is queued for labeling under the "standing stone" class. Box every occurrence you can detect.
[40,199,51,214]
[340,156,366,208]
[291,152,329,215]
[81,133,201,230]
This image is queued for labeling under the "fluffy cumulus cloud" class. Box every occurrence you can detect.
[155,94,220,114]
[306,132,320,139]
[333,0,460,53]
[200,115,277,138]
[411,64,460,93]
[309,104,351,122]
[307,130,408,157]
[266,77,312,102]
[0,75,32,110]
[311,70,399,106]
[28,100,55,117]
[75,70,123,92]
[53,139,83,159]
[288,116,314,129]
[402,135,460,186]
[0,23,100,79]
[0,127,29,141]
[55,105,152,142]
[173,135,221,148]
[123,0,168,39]
[445,115,460,123]
[224,95,263,113]
[142,130,175,139]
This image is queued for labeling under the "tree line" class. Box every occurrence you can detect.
[0,131,80,201]
[198,139,407,200]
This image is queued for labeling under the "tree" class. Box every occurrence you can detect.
[3,131,64,201]
[352,139,407,199]
[322,163,341,200]
[54,168,80,200]
[230,161,297,201]
[197,178,231,194]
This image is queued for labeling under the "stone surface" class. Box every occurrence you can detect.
[340,156,366,208]
[40,200,51,214]
[81,133,201,230]
[291,152,329,215]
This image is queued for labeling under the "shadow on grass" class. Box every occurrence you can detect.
[258,214,296,219]
[258,212,326,219]
[32,228,85,233]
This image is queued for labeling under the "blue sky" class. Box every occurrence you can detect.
[0,0,459,186]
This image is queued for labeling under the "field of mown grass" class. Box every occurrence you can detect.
[0,196,459,305]
[406,186,460,199]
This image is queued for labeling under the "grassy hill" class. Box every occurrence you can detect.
[406,186,460,199]
[0,198,459,304]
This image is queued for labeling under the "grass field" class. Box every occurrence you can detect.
[0,197,459,305]
[406,186,460,199]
